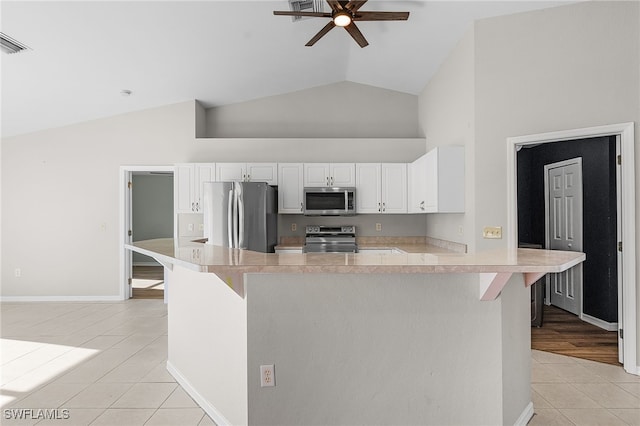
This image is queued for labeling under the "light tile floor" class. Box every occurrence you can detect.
[1,300,639,425]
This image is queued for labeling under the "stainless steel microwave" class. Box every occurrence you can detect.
[303,187,356,216]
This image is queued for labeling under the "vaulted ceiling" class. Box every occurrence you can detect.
[1,1,572,137]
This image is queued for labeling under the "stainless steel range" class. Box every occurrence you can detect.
[303,225,358,253]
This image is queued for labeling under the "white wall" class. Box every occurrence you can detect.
[473,0,640,359]
[205,81,419,138]
[418,0,639,369]
[1,83,424,298]
[418,28,475,251]
[246,272,529,425]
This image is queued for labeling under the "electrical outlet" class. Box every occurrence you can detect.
[458,225,464,235]
[14,268,21,278]
[291,223,297,232]
[260,364,275,387]
[483,226,502,239]
[188,223,194,232]
[375,223,382,232]
[199,223,204,231]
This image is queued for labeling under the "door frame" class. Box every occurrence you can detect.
[544,157,583,316]
[119,165,175,300]
[506,122,637,376]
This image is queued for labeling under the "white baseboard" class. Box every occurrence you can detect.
[580,313,618,331]
[0,295,124,302]
[166,360,231,426]
[514,402,534,426]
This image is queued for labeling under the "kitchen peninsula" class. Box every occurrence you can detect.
[126,238,584,426]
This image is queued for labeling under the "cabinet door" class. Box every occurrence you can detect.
[175,164,195,214]
[304,163,330,187]
[247,163,277,185]
[278,163,304,214]
[216,163,246,182]
[381,163,407,214]
[330,163,356,187]
[355,164,381,213]
[408,154,428,213]
[424,150,439,212]
[194,164,215,213]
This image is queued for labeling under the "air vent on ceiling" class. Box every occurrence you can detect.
[288,0,326,22]
[0,32,30,55]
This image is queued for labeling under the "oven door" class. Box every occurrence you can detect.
[303,187,355,216]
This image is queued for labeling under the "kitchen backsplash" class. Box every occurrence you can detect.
[178,212,428,240]
[278,214,427,238]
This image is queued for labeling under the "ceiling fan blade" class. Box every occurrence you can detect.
[326,0,344,11]
[273,11,332,18]
[345,1,367,12]
[344,22,369,48]
[306,21,336,46]
[354,11,410,21]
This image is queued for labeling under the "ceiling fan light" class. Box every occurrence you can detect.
[333,12,351,27]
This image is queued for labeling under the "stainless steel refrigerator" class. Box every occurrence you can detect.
[202,182,278,253]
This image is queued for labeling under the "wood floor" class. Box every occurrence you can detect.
[132,265,164,299]
[531,304,620,365]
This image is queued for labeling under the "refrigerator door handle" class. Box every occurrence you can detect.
[238,185,245,249]
[232,185,239,248]
[227,188,234,248]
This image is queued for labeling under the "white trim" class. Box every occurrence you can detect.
[119,165,175,302]
[513,402,534,426]
[166,360,232,426]
[580,313,618,332]
[132,261,162,267]
[507,122,637,376]
[0,295,123,302]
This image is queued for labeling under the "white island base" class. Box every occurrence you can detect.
[166,267,533,426]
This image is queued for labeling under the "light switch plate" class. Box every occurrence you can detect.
[483,226,502,239]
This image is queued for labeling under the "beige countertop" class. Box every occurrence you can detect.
[126,238,585,276]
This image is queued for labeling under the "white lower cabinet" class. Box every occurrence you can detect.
[409,146,464,213]
[175,163,215,214]
[278,163,304,214]
[356,163,407,214]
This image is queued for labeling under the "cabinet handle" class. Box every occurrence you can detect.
[378,202,381,212]
[382,202,386,212]
[191,202,195,212]
[195,202,199,212]
[300,202,304,212]
[331,176,334,186]
[420,201,425,211]
[326,176,329,186]
[247,174,251,181]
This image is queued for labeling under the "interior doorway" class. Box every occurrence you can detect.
[119,165,175,300]
[506,122,637,376]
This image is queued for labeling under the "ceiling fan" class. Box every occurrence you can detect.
[273,0,410,48]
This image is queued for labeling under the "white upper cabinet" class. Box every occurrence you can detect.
[356,163,407,214]
[304,163,355,187]
[355,164,382,213]
[246,163,278,185]
[175,163,215,214]
[216,163,277,185]
[409,146,464,213]
[278,163,304,214]
[381,163,408,214]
